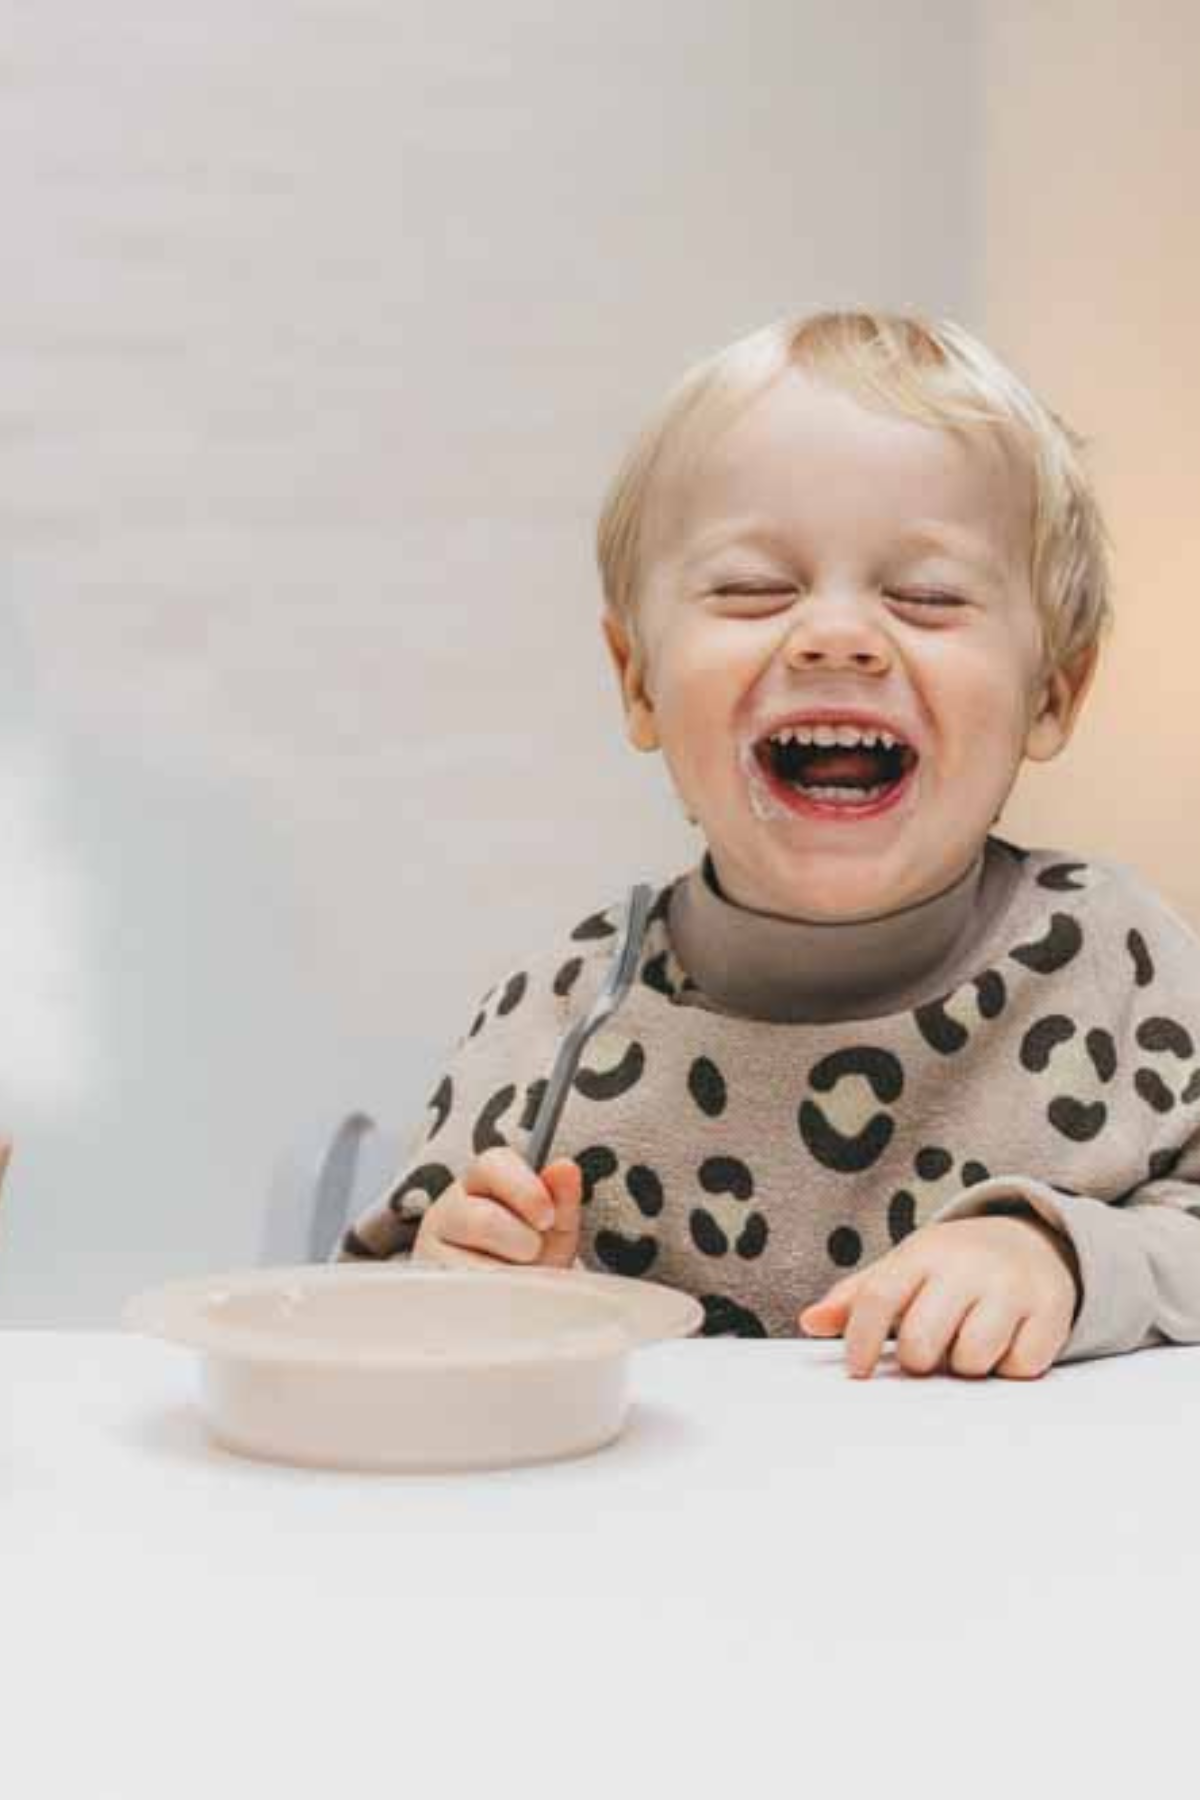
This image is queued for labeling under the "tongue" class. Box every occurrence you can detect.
[802,747,889,787]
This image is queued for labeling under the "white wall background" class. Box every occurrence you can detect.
[0,1,983,1322]
[980,0,1200,931]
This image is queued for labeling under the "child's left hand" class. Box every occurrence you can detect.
[798,1214,1080,1380]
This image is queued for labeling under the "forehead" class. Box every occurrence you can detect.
[647,367,1032,572]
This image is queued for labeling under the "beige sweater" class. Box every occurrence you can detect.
[342,836,1200,1362]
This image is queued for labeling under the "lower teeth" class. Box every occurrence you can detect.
[794,782,890,804]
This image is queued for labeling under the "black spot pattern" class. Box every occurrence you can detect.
[690,1209,728,1256]
[553,957,584,998]
[1127,929,1155,987]
[812,1046,904,1104]
[912,970,1008,1050]
[459,982,500,1043]
[1017,1014,1116,1141]
[1132,1017,1197,1115]
[497,972,527,1016]
[800,1103,896,1173]
[1048,1097,1107,1141]
[1036,862,1089,891]
[690,1157,765,1259]
[626,1164,664,1217]
[594,1231,658,1276]
[1020,1014,1076,1072]
[736,1214,769,1259]
[699,1155,754,1201]
[571,909,618,941]
[1009,912,1084,975]
[1149,1147,1183,1182]
[647,883,675,928]
[640,950,699,1003]
[1137,1017,1195,1060]
[1086,1029,1118,1083]
[888,1191,917,1243]
[913,999,969,1055]
[827,1225,863,1267]
[518,1079,547,1133]
[1134,1069,1176,1114]
[642,951,676,997]
[701,1295,768,1338]
[576,1144,619,1203]
[473,1085,517,1154]
[427,1075,452,1139]
[390,1163,454,1213]
[688,1056,727,1117]
[884,1146,991,1244]
[799,1044,903,1173]
[974,970,1008,1019]
[574,1039,646,1101]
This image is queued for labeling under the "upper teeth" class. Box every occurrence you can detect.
[768,723,902,749]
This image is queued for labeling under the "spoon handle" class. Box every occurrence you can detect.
[524,881,655,1172]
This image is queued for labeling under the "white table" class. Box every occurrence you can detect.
[4,1331,1198,1800]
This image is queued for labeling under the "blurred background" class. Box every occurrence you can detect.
[2,1,1196,1323]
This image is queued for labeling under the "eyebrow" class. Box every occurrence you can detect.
[681,517,1013,585]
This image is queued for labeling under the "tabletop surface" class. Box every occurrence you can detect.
[4,1329,1198,1798]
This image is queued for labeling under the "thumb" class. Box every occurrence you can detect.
[538,1159,583,1268]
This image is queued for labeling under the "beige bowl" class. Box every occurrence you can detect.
[123,1263,703,1472]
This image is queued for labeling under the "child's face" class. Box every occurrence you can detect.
[603,369,1097,920]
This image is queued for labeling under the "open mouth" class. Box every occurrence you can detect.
[752,730,920,818]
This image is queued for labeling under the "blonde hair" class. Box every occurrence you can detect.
[596,309,1114,680]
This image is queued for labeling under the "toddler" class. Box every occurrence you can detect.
[341,309,1200,1380]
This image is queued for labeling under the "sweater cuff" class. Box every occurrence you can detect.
[924,1176,1160,1364]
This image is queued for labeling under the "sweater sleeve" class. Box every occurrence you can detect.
[336,930,610,1262]
[924,859,1200,1363]
[924,1139,1200,1364]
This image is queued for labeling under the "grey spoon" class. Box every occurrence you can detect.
[524,881,655,1172]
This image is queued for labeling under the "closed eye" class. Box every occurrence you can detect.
[709,584,968,609]
[711,584,796,597]
[885,591,966,608]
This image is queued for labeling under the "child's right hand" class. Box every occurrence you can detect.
[412,1147,583,1270]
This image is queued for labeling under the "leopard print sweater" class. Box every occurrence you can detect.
[341,842,1200,1362]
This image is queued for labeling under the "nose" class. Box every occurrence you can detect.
[781,592,893,673]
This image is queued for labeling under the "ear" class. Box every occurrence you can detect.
[600,610,659,752]
[1024,641,1100,763]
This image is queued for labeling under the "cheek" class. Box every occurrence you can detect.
[651,626,754,727]
[924,643,1032,753]
[650,641,755,795]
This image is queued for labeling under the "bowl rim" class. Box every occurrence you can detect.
[122,1263,698,1371]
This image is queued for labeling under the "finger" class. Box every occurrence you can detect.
[413,1233,510,1271]
[994,1312,1063,1380]
[894,1276,977,1377]
[798,1272,865,1334]
[948,1297,1025,1379]
[843,1264,928,1378]
[539,1160,583,1268]
[464,1146,556,1232]
[440,1187,544,1264]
